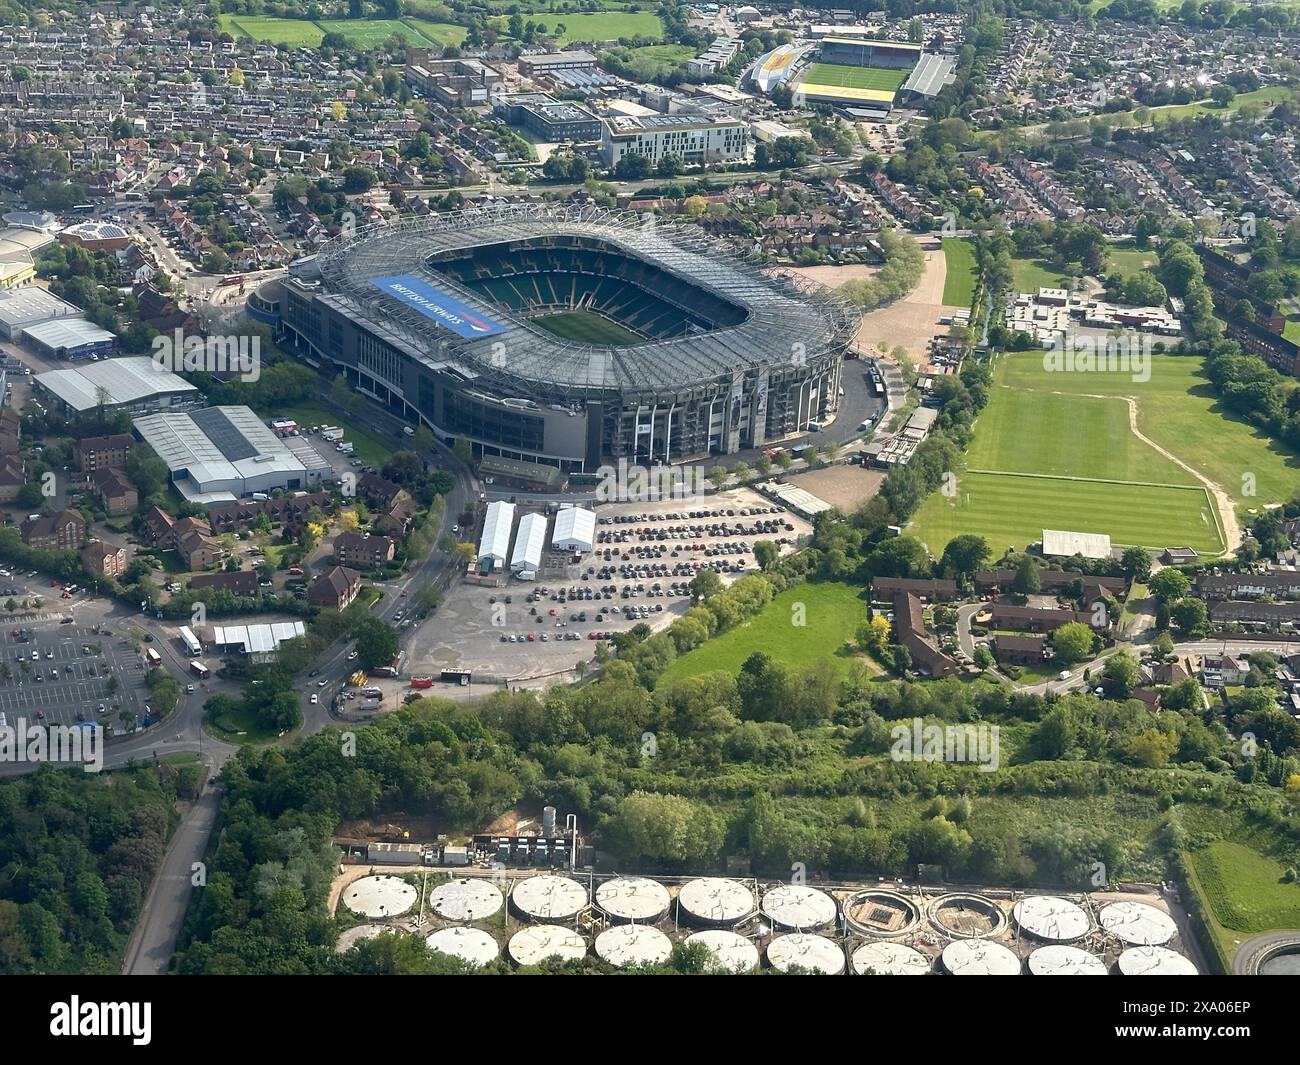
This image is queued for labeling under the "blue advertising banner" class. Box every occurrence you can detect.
[370,274,506,339]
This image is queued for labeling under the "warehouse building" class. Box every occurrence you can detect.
[510,511,547,579]
[33,355,200,418]
[478,500,515,572]
[23,317,116,360]
[132,404,314,506]
[552,506,595,553]
[0,287,80,341]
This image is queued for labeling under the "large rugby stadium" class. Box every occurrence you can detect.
[256,204,855,471]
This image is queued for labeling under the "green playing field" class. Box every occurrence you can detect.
[530,310,644,346]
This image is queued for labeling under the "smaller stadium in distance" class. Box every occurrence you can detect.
[794,37,919,109]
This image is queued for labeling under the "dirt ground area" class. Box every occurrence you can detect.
[854,247,963,365]
[786,463,886,514]
[783,262,881,287]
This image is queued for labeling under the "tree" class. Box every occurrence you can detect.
[614,153,652,180]
[599,791,724,869]
[412,425,434,453]
[1148,568,1190,604]
[1051,622,1095,665]
[753,540,778,571]
[1120,546,1152,584]
[1170,597,1209,638]
[1102,650,1139,697]
[1013,555,1041,594]
[940,534,990,578]
[353,617,399,670]
[689,569,722,603]
[973,645,994,670]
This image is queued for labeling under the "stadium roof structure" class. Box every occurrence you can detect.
[902,52,958,96]
[479,499,515,564]
[821,35,922,51]
[1042,529,1113,560]
[36,355,197,413]
[310,204,855,403]
[799,81,897,104]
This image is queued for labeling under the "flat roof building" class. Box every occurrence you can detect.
[23,317,116,360]
[34,355,200,417]
[132,404,314,506]
[601,112,748,168]
[494,93,602,141]
[518,50,598,76]
[0,287,79,341]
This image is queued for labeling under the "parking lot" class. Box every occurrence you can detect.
[0,619,149,730]
[406,486,812,681]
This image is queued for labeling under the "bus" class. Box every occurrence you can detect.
[220,273,246,287]
[144,648,162,669]
[178,625,202,657]
[71,204,95,215]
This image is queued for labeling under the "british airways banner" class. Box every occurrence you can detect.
[370,274,506,339]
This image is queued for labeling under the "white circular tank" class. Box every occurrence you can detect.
[343,875,417,918]
[1013,896,1091,942]
[334,923,389,954]
[425,926,499,968]
[1027,944,1107,975]
[767,933,846,975]
[685,930,760,973]
[507,925,588,967]
[760,884,838,930]
[677,877,755,926]
[1099,901,1178,946]
[595,876,670,923]
[852,941,931,975]
[941,939,1021,975]
[1118,945,1198,975]
[427,878,504,921]
[511,874,588,922]
[595,924,673,969]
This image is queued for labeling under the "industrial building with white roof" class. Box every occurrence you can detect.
[34,355,201,417]
[132,405,315,506]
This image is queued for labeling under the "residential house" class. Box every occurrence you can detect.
[21,508,86,550]
[81,540,126,579]
[308,565,362,609]
[333,531,397,569]
[90,466,138,516]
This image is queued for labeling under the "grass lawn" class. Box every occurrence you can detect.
[1148,85,1297,124]
[1193,841,1300,933]
[267,402,396,470]
[910,471,1222,555]
[1284,316,1300,343]
[941,238,977,307]
[657,582,869,685]
[802,62,908,92]
[217,14,323,46]
[316,17,431,47]
[998,353,1300,510]
[1011,255,1073,292]
[531,310,644,346]
[505,11,662,43]
[403,18,468,46]
[1107,247,1158,275]
[206,701,281,745]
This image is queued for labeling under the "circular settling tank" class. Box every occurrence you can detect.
[760,884,838,931]
[1117,945,1198,975]
[595,924,673,968]
[940,939,1021,975]
[1013,896,1091,943]
[511,875,588,922]
[1026,944,1107,975]
[427,878,505,921]
[677,877,756,926]
[766,933,846,975]
[334,923,389,954]
[343,875,417,919]
[1099,901,1178,946]
[507,925,588,967]
[685,930,760,974]
[851,941,931,975]
[842,889,922,938]
[595,876,671,923]
[930,893,1007,939]
[424,926,500,967]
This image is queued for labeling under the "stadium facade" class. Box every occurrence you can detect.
[266,204,855,472]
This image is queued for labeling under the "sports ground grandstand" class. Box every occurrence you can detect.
[270,205,855,470]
